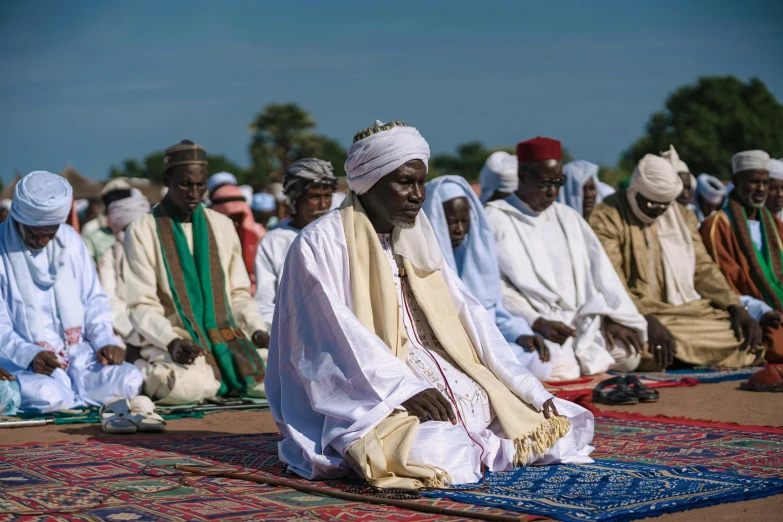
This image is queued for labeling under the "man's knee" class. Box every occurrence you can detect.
[18,371,76,413]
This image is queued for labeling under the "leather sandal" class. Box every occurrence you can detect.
[592,376,638,405]
[624,375,660,403]
[740,365,783,392]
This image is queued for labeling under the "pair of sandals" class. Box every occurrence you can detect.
[593,375,659,405]
[100,396,167,434]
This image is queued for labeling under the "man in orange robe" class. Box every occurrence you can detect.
[701,150,783,363]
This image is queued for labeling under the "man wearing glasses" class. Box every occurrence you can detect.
[590,147,764,372]
[485,137,647,382]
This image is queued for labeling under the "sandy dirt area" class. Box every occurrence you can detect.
[2,380,781,520]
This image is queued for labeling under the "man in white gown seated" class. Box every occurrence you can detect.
[0,171,142,413]
[266,121,594,489]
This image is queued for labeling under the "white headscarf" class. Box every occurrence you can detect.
[479,151,518,204]
[768,159,783,181]
[107,194,151,234]
[1,199,11,211]
[628,148,700,307]
[694,174,727,206]
[11,170,73,226]
[732,150,770,174]
[207,172,238,192]
[559,160,602,217]
[345,122,430,195]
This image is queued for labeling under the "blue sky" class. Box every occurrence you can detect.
[1,0,781,182]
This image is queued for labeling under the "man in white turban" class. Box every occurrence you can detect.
[765,159,783,221]
[479,151,518,204]
[253,158,337,324]
[267,121,593,489]
[98,192,151,345]
[590,147,764,371]
[700,151,783,364]
[693,174,727,223]
[485,138,646,383]
[0,171,143,413]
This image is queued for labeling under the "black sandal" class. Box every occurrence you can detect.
[624,375,660,403]
[592,376,639,405]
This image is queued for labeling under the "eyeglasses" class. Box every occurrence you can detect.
[645,201,670,211]
[536,177,567,189]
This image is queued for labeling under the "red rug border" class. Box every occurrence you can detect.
[593,410,783,433]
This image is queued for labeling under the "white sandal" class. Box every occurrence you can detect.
[101,397,137,434]
[129,396,167,433]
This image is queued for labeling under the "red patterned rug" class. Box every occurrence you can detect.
[0,436,531,522]
[592,411,783,479]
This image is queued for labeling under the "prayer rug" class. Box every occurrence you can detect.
[0,435,524,521]
[634,365,764,384]
[592,411,783,479]
[420,459,783,522]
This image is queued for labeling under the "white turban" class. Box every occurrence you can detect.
[769,159,783,181]
[0,199,11,211]
[345,122,430,195]
[661,149,690,173]
[632,152,683,203]
[102,177,132,196]
[695,174,727,205]
[107,194,151,234]
[251,192,276,212]
[732,150,770,174]
[207,172,237,192]
[11,171,73,226]
[479,151,518,204]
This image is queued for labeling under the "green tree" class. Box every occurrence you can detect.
[620,76,783,179]
[249,103,316,175]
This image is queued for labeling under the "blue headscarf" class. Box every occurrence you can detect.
[423,176,532,341]
[559,160,602,218]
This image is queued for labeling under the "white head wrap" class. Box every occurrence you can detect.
[732,150,770,174]
[239,185,253,204]
[558,160,602,217]
[479,151,518,204]
[101,178,132,196]
[207,172,238,192]
[769,159,783,181]
[345,122,430,195]
[0,199,10,211]
[661,149,690,173]
[694,174,727,205]
[626,152,681,226]
[251,192,276,212]
[11,171,73,226]
[107,194,151,234]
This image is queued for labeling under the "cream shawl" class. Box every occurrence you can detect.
[340,191,570,489]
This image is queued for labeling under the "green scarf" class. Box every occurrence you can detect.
[155,197,265,396]
[725,193,783,312]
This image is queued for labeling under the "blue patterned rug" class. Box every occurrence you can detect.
[421,459,783,522]
[620,366,763,384]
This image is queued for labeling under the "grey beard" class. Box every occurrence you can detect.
[391,217,415,229]
[749,199,766,209]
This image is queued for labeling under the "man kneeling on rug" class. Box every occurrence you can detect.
[266,121,594,488]
[124,140,269,405]
[0,171,143,413]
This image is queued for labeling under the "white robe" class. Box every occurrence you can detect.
[0,224,142,413]
[485,197,647,381]
[253,225,299,324]
[266,210,594,484]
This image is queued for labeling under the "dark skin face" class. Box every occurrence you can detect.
[358,160,427,234]
[0,208,8,223]
[635,193,671,223]
[19,224,60,250]
[732,169,769,220]
[442,197,470,248]
[676,172,693,206]
[766,178,783,214]
[291,184,333,230]
[163,164,208,222]
[582,178,598,217]
[516,160,564,212]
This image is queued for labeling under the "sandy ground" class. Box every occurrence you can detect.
[1,380,782,520]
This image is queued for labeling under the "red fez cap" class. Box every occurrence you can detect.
[516,137,562,162]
